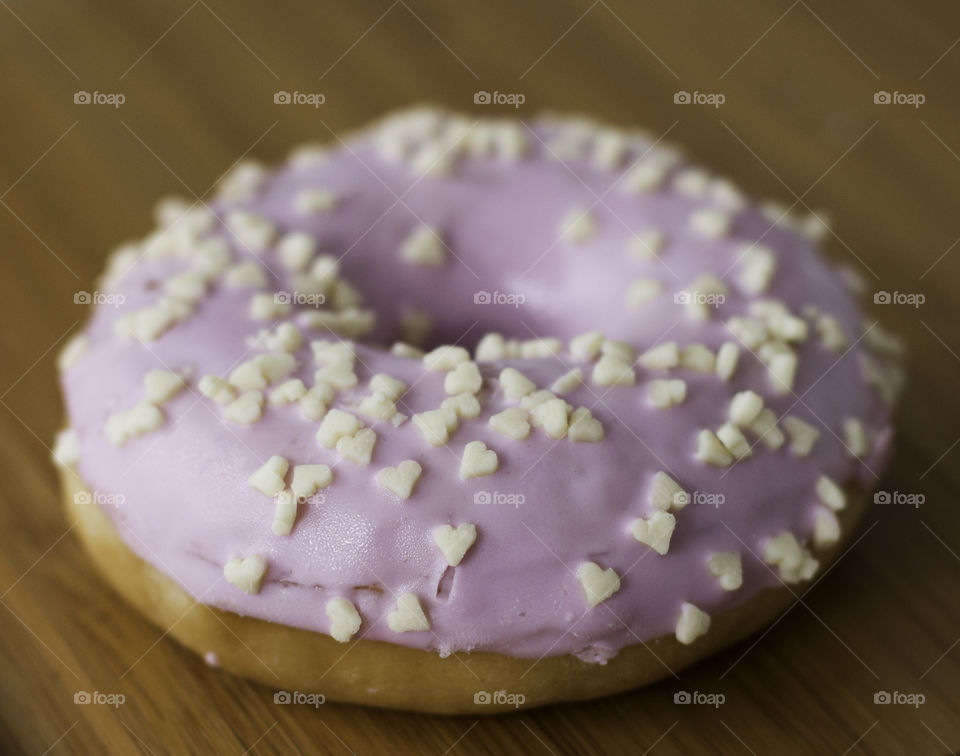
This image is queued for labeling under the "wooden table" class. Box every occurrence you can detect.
[1,1,958,753]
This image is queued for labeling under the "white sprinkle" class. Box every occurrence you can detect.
[707,552,742,591]
[401,225,446,266]
[782,415,820,457]
[550,367,583,395]
[592,355,635,386]
[291,464,332,499]
[387,593,430,632]
[499,367,537,401]
[248,455,289,497]
[675,602,711,644]
[627,230,665,260]
[650,471,688,511]
[223,554,268,595]
[423,345,470,371]
[277,232,316,272]
[648,379,687,409]
[689,208,732,238]
[271,490,298,535]
[376,460,423,499]
[143,369,186,404]
[631,511,676,555]
[816,475,846,511]
[325,597,361,642]
[432,523,478,566]
[316,409,361,448]
[444,361,483,395]
[695,429,734,467]
[729,390,764,427]
[199,375,236,405]
[441,392,482,420]
[716,422,753,460]
[336,427,377,466]
[413,408,458,446]
[296,188,338,214]
[627,278,663,308]
[813,507,840,548]
[577,562,621,608]
[637,342,679,370]
[459,440,498,479]
[568,406,604,442]
[843,418,869,457]
[489,408,531,440]
[715,342,740,381]
[561,209,598,243]
[570,330,605,362]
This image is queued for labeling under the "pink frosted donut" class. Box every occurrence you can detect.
[55,107,903,712]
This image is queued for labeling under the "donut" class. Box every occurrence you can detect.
[55,107,904,713]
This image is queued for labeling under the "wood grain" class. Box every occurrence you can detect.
[1,0,958,753]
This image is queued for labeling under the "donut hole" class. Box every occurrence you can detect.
[435,565,456,602]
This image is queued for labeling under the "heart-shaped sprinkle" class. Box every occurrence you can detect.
[223,554,268,595]
[459,441,498,479]
[357,391,397,421]
[441,392,482,419]
[650,471,689,511]
[568,407,604,442]
[489,408,530,440]
[325,597,362,642]
[291,464,332,499]
[248,455,289,497]
[316,409,361,448]
[577,561,621,608]
[386,592,430,632]
[376,460,423,499]
[432,523,478,566]
[675,602,711,645]
[444,361,483,395]
[530,398,569,439]
[706,551,742,591]
[223,390,264,425]
[499,367,536,401]
[413,408,457,446]
[631,511,676,555]
[336,428,377,466]
[369,373,407,401]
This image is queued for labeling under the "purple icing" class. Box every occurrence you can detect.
[60,110,896,661]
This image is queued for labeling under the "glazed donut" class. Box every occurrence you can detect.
[55,107,904,713]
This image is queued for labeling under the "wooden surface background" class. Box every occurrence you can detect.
[1,1,958,753]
